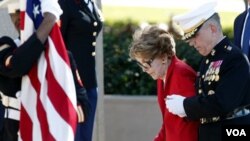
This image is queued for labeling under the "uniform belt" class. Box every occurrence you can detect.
[4,108,20,121]
[200,116,220,124]
[0,91,20,109]
[200,108,250,124]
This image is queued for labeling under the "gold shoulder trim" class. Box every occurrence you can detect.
[184,19,206,33]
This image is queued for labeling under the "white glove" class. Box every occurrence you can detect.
[165,94,187,117]
[41,0,63,21]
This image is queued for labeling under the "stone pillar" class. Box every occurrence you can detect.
[93,0,105,141]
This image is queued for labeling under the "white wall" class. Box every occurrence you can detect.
[0,9,18,38]
[104,95,161,141]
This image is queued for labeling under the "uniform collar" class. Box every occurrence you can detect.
[206,37,230,59]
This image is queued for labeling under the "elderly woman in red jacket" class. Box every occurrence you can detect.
[129,25,199,141]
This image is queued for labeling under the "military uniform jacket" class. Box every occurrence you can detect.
[59,0,103,89]
[184,37,250,121]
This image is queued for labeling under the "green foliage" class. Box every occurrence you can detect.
[223,28,234,41]
[174,39,202,71]
[103,21,157,95]
[103,21,234,95]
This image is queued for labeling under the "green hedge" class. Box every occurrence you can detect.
[103,21,233,95]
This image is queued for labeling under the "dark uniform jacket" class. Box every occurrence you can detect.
[0,34,89,141]
[183,37,250,141]
[59,0,103,89]
[233,9,250,59]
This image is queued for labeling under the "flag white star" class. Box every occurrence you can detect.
[33,4,40,19]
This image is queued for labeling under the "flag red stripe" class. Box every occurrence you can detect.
[20,0,77,140]
[29,64,56,141]
[20,11,25,30]
[45,42,77,133]
[20,105,33,141]
[36,97,56,141]
[50,25,70,66]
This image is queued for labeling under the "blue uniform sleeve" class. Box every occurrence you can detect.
[68,51,91,120]
[0,34,44,77]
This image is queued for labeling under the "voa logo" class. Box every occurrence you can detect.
[226,129,246,136]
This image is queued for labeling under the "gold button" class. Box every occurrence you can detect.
[93,32,97,36]
[198,89,202,94]
[202,75,205,79]
[208,90,215,95]
[93,22,98,26]
[211,49,215,56]
[211,75,215,81]
[215,75,220,81]
[206,59,209,64]
[92,52,96,56]
[224,45,227,48]
[92,42,96,46]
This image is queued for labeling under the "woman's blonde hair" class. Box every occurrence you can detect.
[129,25,176,60]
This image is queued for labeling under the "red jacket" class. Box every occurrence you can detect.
[154,56,199,141]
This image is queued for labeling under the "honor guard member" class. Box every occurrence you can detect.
[165,1,250,141]
[58,0,103,140]
[0,1,21,139]
[0,0,89,140]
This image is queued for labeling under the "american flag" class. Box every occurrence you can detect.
[19,0,77,140]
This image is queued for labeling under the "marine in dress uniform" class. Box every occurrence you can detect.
[58,0,103,140]
[166,1,250,141]
[0,1,89,140]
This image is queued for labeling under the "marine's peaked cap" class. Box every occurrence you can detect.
[0,0,19,13]
[172,0,218,40]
